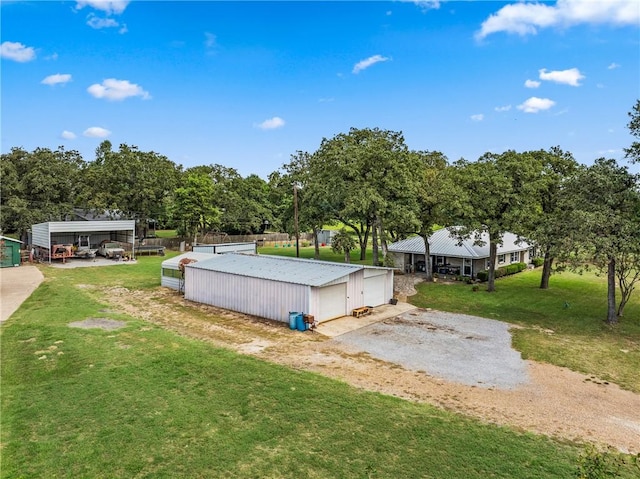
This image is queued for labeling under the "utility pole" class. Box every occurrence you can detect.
[293,184,300,258]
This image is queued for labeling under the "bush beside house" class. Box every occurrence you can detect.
[476,262,527,282]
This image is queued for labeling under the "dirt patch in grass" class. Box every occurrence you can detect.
[101,285,640,454]
[68,318,127,330]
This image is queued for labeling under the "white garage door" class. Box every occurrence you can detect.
[364,275,386,307]
[319,283,347,321]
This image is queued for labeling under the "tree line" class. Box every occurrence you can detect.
[1,101,639,323]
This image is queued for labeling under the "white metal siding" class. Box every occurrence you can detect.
[213,243,256,254]
[185,268,309,323]
[161,276,182,291]
[48,220,135,233]
[192,243,256,254]
[31,223,51,249]
[317,283,347,321]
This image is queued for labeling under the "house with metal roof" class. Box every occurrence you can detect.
[183,254,394,323]
[388,228,533,278]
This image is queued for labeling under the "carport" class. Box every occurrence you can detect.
[30,220,136,263]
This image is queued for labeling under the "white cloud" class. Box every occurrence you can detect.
[83,126,111,138]
[494,105,512,112]
[539,67,585,86]
[318,97,335,103]
[476,0,640,40]
[470,114,484,122]
[205,32,217,49]
[517,97,556,113]
[607,62,621,70]
[524,79,541,88]
[352,54,390,74]
[410,1,441,12]
[87,14,119,29]
[61,130,77,140]
[255,117,285,130]
[87,78,150,101]
[75,1,129,15]
[1,41,36,62]
[41,73,72,86]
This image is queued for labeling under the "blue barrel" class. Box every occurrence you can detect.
[289,312,298,330]
[296,313,306,331]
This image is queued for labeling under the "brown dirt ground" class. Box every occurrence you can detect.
[96,283,640,454]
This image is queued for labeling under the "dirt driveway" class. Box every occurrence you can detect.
[95,285,640,454]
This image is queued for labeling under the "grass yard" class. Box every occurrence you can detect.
[5,258,638,477]
[258,244,375,265]
[410,269,640,393]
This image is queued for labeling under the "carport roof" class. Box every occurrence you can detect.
[187,253,369,287]
[388,228,530,258]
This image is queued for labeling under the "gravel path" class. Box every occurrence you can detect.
[333,309,529,389]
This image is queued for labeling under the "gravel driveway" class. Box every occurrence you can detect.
[332,309,528,389]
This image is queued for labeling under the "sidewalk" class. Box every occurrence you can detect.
[0,265,44,322]
[316,301,417,337]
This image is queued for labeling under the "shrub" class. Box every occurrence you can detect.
[532,257,544,267]
[476,271,488,282]
[516,262,527,272]
[505,264,519,275]
[496,267,507,278]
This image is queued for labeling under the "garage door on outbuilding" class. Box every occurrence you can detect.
[184,254,394,324]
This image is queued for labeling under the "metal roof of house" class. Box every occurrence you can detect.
[187,253,369,287]
[161,252,218,268]
[388,228,530,259]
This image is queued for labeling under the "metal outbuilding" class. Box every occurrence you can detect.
[0,236,23,268]
[191,242,257,254]
[184,254,393,324]
[160,252,218,291]
[30,220,136,262]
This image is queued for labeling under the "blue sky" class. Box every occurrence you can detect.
[2,1,639,178]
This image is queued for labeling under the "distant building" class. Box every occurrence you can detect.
[388,227,533,277]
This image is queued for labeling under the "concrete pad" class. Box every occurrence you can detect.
[316,302,417,337]
[49,257,138,268]
[0,265,44,322]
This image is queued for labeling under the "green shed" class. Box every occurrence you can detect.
[0,236,23,268]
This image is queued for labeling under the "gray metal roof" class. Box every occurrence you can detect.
[187,254,367,287]
[161,252,218,268]
[388,228,530,259]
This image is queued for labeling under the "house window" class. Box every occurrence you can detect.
[528,248,536,259]
[436,256,445,266]
[510,252,519,263]
[497,254,505,264]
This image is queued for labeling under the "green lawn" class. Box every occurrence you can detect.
[410,269,640,393]
[258,244,375,265]
[154,229,178,238]
[5,257,637,477]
